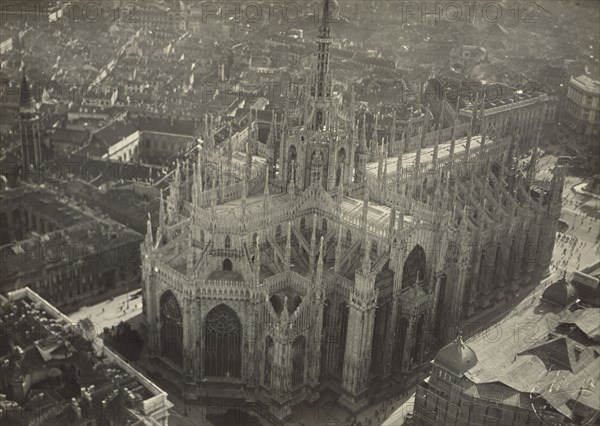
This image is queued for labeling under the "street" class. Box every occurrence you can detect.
[550,174,600,278]
[69,289,143,335]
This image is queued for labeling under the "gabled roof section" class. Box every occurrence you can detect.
[560,308,600,341]
[519,336,576,372]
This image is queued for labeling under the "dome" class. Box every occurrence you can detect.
[542,277,578,308]
[434,338,478,374]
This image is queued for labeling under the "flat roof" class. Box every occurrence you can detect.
[572,75,600,95]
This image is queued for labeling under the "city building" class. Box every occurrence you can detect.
[573,263,600,307]
[140,0,564,422]
[449,45,489,77]
[563,75,600,138]
[0,36,13,55]
[0,287,172,425]
[414,277,600,425]
[458,85,557,146]
[72,115,202,166]
[0,186,142,311]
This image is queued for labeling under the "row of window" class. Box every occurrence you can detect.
[568,87,597,107]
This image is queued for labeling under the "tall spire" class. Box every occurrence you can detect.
[362,234,371,272]
[285,221,292,267]
[158,190,166,245]
[433,120,441,170]
[361,178,370,234]
[254,235,261,280]
[290,163,296,200]
[187,223,194,272]
[377,141,384,182]
[211,171,217,217]
[245,140,253,182]
[227,122,233,164]
[279,102,288,182]
[19,68,35,112]
[310,213,318,272]
[316,236,324,283]
[360,112,367,150]
[144,213,153,250]
[334,222,343,273]
[372,111,380,156]
[263,167,270,215]
[388,196,397,238]
[396,136,404,195]
[315,0,333,99]
[312,0,335,129]
[267,110,276,150]
[390,110,397,154]
[241,173,247,220]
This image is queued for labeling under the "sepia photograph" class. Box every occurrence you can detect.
[0,1,599,425]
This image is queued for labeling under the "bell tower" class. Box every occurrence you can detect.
[18,70,43,173]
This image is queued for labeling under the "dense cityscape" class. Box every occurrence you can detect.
[1,1,599,425]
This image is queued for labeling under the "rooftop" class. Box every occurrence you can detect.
[0,186,92,230]
[572,75,600,94]
[541,277,579,308]
[366,134,488,176]
[465,300,600,420]
[433,337,478,374]
[0,288,172,425]
[0,220,142,293]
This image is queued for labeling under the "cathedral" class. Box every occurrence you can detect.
[141,0,564,421]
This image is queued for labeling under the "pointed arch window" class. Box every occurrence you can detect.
[402,245,426,289]
[291,336,306,388]
[204,304,242,378]
[160,291,183,367]
[224,235,231,249]
[411,315,426,365]
[315,111,324,129]
[287,146,297,184]
[275,225,282,240]
[371,240,378,257]
[309,151,324,186]
[264,336,274,387]
[370,302,389,375]
[394,316,408,369]
[335,303,349,378]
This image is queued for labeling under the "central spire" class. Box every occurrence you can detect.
[311,0,337,130]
